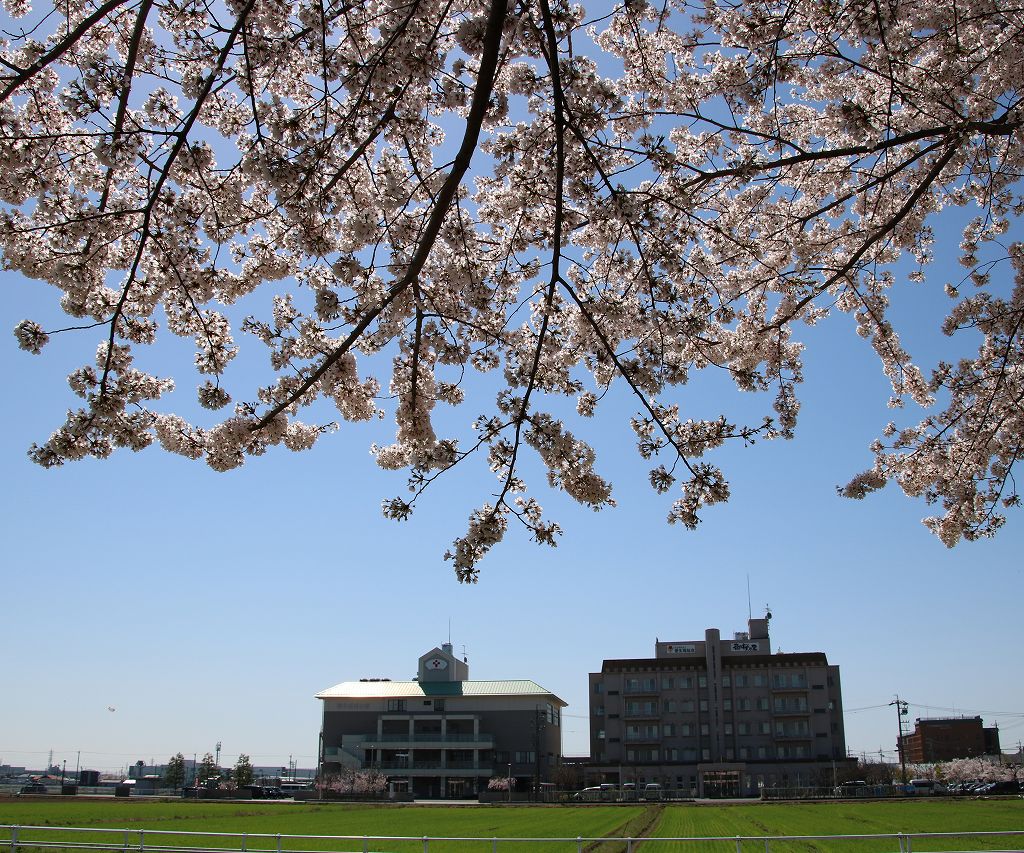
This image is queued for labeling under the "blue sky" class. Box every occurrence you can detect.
[2,238,1022,776]
[0,0,1021,778]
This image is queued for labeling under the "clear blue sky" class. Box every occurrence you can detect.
[3,235,1022,777]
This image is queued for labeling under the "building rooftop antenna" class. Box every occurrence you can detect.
[746,574,752,619]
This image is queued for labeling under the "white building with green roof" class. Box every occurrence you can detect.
[316,642,566,799]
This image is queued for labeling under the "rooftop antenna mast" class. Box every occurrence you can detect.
[746,575,752,619]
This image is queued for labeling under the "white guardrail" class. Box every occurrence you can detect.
[2,826,1024,853]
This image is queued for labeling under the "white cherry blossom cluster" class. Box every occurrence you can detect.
[3,0,1023,577]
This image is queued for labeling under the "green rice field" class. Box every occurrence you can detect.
[0,798,1021,853]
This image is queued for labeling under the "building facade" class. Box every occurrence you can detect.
[899,716,1001,763]
[317,642,566,798]
[588,616,849,797]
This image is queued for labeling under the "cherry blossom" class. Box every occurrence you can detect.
[2,0,1021,579]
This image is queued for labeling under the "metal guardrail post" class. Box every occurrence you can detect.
[363,837,368,853]
[577,837,582,853]
[139,830,145,852]
[763,838,769,853]
[242,834,247,852]
[10,826,18,853]
[276,833,282,853]
[492,837,497,853]
[627,838,633,853]
[905,833,912,853]
[423,836,429,853]
[735,835,742,853]
[124,829,131,853]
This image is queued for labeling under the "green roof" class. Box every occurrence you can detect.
[316,679,565,704]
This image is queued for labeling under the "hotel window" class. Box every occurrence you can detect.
[735,675,748,687]
[698,675,708,688]
[661,677,673,689]
[680,724,692,736]
[679,676,694,689]
[700,723,709,736]
[702,749,710,761]
[737,722,750,735]
[723,699,732,711]
[663,724,675,736]
[387,700,406,711]
[724,723,733,735]
[757,746,767,759]
[722,675,731,687]
[753,674,766,687]
[699,700,708,712]
[664,700,676,713]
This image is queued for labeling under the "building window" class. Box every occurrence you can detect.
[757,746,767,759]
[737,722,750,735]
[735,675,748,687]
[700,724,709,736]
[595,705,605,716]
[723,699,732,711]
[680,724,691,736]
[725,749,734,760]
[724,723,733,735]
[702,749,710,761]
[753,674,766,687]
[722,675,731,687]
[681,700,695,712]
[664,700,676,713]
[663,724,675,736]
[679,676,694,689]
[698,675,708,688]
[699,700,708,712]
[598,729,606,739]
[661,677,673,690]
[514,751,535,764]
[757,698,770,711]
[739,747,749,759]
[738,698,752,711]
[387,700,406,711]
[760,721,771,735]
[435,700,445,711]
[594,683,604,694]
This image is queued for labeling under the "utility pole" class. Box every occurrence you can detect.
[890,696,909,783]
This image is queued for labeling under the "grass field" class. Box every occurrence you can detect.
[0,798,1021,853]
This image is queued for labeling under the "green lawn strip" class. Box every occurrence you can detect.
[2,800,1021,853]
[648,800,1024,853]
[0,802,639,853]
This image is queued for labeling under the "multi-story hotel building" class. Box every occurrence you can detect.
[317,642,566,799]
[588,615,849,797]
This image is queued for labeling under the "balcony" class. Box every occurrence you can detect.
[357,733,494,748]
[374,761,487,776]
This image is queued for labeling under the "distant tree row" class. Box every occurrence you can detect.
[163,752,254,788]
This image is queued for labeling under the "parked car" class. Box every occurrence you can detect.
[909,779,947,795]
[642,783,663,801]
[19,783,47,794]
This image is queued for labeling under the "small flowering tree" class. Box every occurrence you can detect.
[487,775,515,791]
[3,0,1023,579]
[941,757,1015,784]
[318,768,388,795]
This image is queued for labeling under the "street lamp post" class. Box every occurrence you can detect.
[507,763,512,803]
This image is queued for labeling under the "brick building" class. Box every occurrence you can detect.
[899,716,1001,763]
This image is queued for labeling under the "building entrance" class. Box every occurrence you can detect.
[447,778,467,798]
[701,769,741,798]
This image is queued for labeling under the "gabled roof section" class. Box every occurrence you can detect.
[316,679,566,704]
